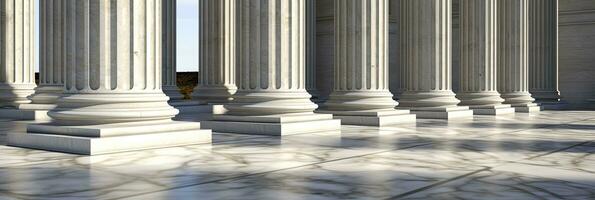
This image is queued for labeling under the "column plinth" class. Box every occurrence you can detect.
[397,0,473,119]
[192,0,237,104]
[0,0,36,108]
[316,0,415,126]
[456,0,515,115]
[529,0,566,110]
[8,0,211,155]
[498,0,540,113]
[202,0,340,136]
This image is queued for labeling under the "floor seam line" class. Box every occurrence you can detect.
[386,167,492,200]
[111,142,435,200]
[488,117,595,137]
[526,141,591,160]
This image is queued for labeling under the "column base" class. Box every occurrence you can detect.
[469,105,516,115]
[0,104,57,120]
[192,85,237,104]
[535,100,569,110]
[307,89,324,104]
[511,103,541,113]
[310,97,325,104]
[169,100,212,114]
[163,86,185,101]
[201,113,341,136]
[0,83,37,107]
[400,106,474,119]
[315,110,416,126]
[28,85,62,104]
[7,120,212,155]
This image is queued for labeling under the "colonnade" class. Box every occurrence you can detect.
[0,0,561,155]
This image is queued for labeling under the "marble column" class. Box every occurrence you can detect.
[162,0,184,101]
[456,0,515,115]
[497,0,540,113]
[26,0,65,108]
[202,0,340,136]
[316,0,415,126]
[389,0,404,99]
[0,0,36,108]
[8,0,211,155]
[193,0,237,103]
[529,0,564,108]
[397,0,473,119]
[306,0,320,103]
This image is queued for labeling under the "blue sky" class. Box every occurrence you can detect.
[176,0,199,72]
[34,0,199,72]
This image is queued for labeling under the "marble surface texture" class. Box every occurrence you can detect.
[0,111,594,199]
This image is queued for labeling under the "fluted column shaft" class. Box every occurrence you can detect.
[321,0,397,111]
[0,0,36,107]
[193,0,237,103]
[306,0,319,101]
[225,0,317,116]
[29,0,65,105]
[398,0,460,108]
[529,0,561,102]
[49,0,178,125]
[456,0,505,107]
[497,0,535,106]
[162,0,183,100]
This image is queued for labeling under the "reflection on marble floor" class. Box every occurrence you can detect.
[0,111,594,200]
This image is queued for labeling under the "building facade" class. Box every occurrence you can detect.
[0,0,593,155]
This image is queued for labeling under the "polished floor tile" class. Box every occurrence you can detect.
[401,170,595,200]
[0,111,593,200]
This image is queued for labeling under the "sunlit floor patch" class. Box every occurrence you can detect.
[0,111,594,200]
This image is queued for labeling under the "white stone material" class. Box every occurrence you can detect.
[306,0,320,103]
[193,0,237,103]
[497,0,540,113]
[0,109,51,121]
[529,0,565,109]
[397,0,473,119]
[10,0,65,120]
[162,0,184,101]
[456,0,515,115]
[317,0,415,126]
[8,0,211,155]
[0,0,36,108]
[202,0,340,135]
[28,0,64,105]
[9,120,211,155]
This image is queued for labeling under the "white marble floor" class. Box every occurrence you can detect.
[0,111,594,200]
